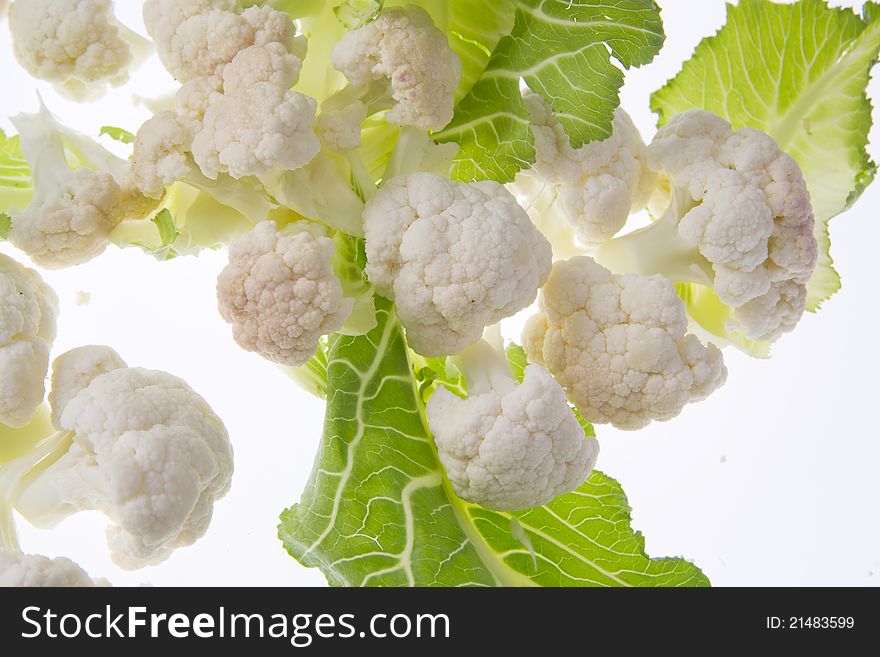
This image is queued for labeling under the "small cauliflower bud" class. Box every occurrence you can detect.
[175,75,222,123]
[0,253,58,428]
[9,0,151,101]
[595,109,818,352]
[523,257,727,430]
[427,341,598,511]
[331,5,462,131]
[217,221,353,367]
[130,111,198,199]
[0,550,109,587]
[514,91,654,248]
[191,43,320,179]
[364,172,552,357]
[9,349,234,569]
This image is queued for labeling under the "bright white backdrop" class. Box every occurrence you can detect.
[1,0,878,587]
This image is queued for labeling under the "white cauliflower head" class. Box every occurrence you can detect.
[8,0,149,100]
[191,43,319,179]
[13,349,234,569]
[364,172,552,357]
[0,253,58,428]
[143,0,300,82]
[217,220,353,367]
[428,359,598,511]
[0,550,109,587]
[515,90,654,245]
[331,5,461,131]
[648,110,818,341]
[523,257,727,430]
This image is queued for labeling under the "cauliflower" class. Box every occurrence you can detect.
[0,550,109,586]
[143,0,300,83]
[363,172,552,356]
[0,253,58,428]
[217,221,353,367]
[523,257,727,430]
[595,110,818,347]
[8,0,151,100]
[514,91,655,249]
[191,43,319,179]
[7,346,234,569]
[130,111,198,199]
[427,340,598,511]
[331,5,462,131]
[9,103,157,269]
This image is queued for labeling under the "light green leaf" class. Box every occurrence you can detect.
[0,129,33,214]
[437,0,664,183]
[279,298,708,587]
[651,0,880,310]
[334,0,382,29]
[98,125,135,145]
[0,213,10,241]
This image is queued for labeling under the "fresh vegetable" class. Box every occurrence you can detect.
[8,0,151,100]
[0,0,877,588]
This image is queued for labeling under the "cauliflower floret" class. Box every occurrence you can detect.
[428,361,598,511]
[143,0,299,83]
[596,110,818,345]
[364,172,552,356]
[47,345,126,428]
[12,168,123,269]
[514,90,654,246]
[523,257,727,430]
[0,550,108,587]
[175,75,222,122]
[191,43,319,179]
[12,349,234,569]
[0,253,58,428]
[130,111,198,199]
[331,5,461,131]
[217,221,353,367]
[9,0,150,100]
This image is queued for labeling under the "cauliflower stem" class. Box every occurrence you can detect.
[594,190,715,287]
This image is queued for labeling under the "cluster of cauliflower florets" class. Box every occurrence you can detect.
[0,0,820,584]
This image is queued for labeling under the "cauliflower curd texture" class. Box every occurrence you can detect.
[364,173,552,357]
[524,257,727,430]
[331,5,461,131]
[0,253,58,428]
[217,221,353,367]
[428,361,598,511]
[0,550,108,586]
[9,0,150,99]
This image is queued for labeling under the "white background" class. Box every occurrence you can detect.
[1,0,878,587]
